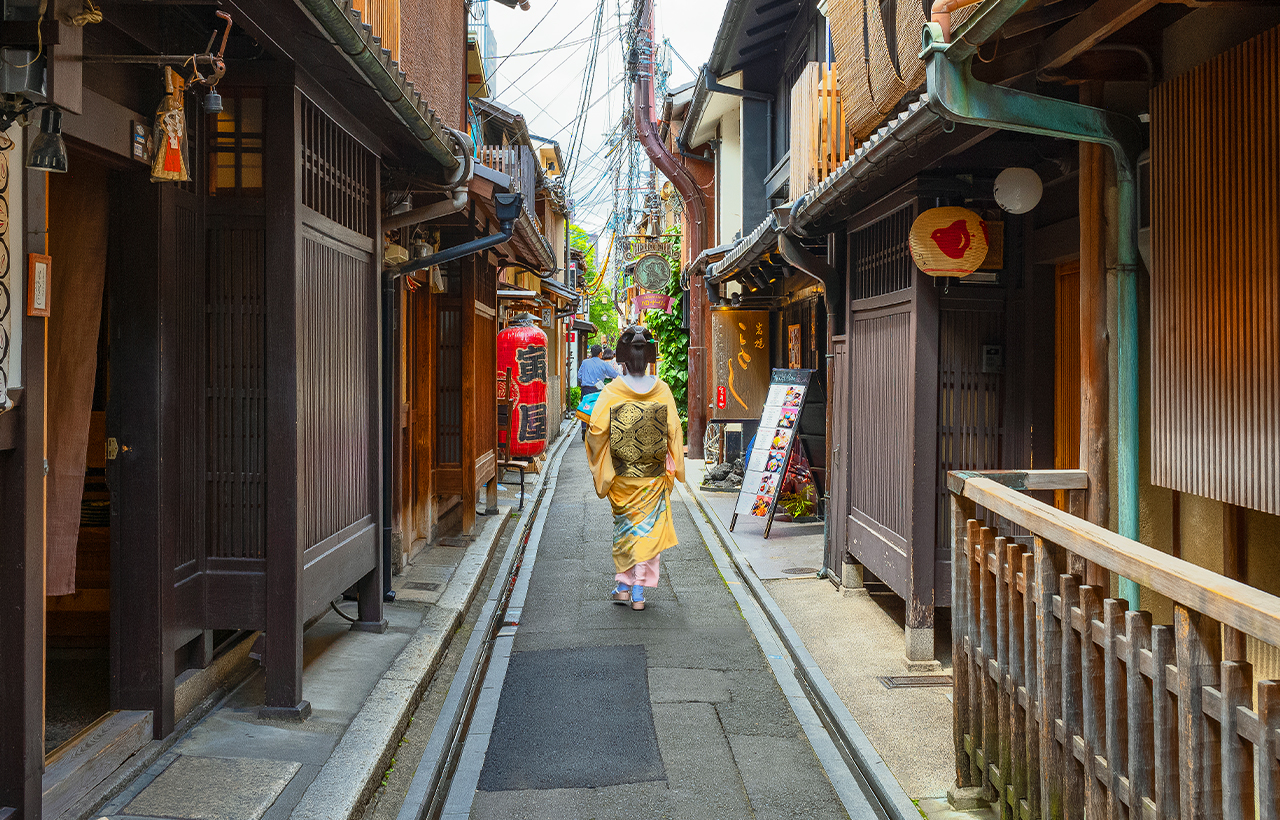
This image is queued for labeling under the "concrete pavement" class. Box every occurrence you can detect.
[466,445,855,820]
[83,431,992,820]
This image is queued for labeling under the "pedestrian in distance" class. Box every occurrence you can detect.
[576,343,616,440]
[601,346,623,376]
[584,325,685,611]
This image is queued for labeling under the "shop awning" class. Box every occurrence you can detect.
[573,319,598,333]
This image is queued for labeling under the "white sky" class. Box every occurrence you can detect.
[485,0,729,239]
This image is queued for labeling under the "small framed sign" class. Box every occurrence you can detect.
[27,253,50,317]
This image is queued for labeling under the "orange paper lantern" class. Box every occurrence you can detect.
[908,207,989,277]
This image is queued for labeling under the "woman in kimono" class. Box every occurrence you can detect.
[585,325,685,611]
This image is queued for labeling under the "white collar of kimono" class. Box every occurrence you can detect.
[620,374,658,393]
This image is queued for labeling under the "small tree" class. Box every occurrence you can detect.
[571,225,619,343]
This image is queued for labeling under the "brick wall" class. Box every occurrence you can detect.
[401,0,467,130]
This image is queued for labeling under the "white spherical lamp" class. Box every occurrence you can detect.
[993,167,1043,214]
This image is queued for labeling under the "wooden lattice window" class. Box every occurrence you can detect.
[301,97,371,237]
[207,88,264,197]
[849,205,914,300]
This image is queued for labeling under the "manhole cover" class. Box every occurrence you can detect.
[878,675,953,689]
[404,581,441,592]
[781,566,819,575]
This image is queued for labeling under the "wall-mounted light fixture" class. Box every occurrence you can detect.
[993,167,1043,214]
[27,107,67,173]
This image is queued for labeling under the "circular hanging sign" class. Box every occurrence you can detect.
[633,252,672,292]
[908,206,989,277]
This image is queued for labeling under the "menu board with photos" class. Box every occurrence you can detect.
[730,369,813,538]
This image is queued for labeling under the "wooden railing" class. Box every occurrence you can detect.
[351,0,400,63]
[789,62,849,200]
[478,145,542,233]
[949,469,1280,820]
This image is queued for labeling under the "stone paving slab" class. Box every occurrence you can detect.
[122,756,301,820]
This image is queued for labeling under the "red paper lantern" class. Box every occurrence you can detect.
[908,206,989,277]
[497,320,549,458]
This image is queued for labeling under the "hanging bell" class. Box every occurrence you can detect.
[205,87,223,114]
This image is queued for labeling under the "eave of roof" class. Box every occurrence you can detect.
[703,94,942,280]
[707,214,781,284]
[792,95,942,230]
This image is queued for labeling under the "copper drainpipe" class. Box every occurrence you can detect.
[633,0,709,459]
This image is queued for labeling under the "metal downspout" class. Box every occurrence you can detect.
[922,23,1143,607]
[777,231,840,575]
[634,0,710,459]
[299,0,461,172]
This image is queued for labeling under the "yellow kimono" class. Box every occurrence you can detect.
[585,378,686,574]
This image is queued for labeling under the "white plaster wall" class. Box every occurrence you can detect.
[718,111,743,247]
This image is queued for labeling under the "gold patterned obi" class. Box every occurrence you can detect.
[610,401,668,478]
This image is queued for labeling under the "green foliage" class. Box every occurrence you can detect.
[645,226,689,422]
[779,491,815,520]
[568,386,582,410]
[570,224,619,342]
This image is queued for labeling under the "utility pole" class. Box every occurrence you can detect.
[631,0,708,459]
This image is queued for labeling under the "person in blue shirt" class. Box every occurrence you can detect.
[577,344,617,438]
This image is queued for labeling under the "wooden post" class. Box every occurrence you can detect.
[980,527,999,804]
[1034,536,1066,820]
[1152,624,1179,820]
[1175,605,1221,820]
[951,494,976,788]
[1101,597,1128,820]
[1125,610,1154,819]
[1021,551,1040,820]
[1059,573,1084,820]
[1078,82,1109,536]
[1257,680,1280,820]
[907,265,940,662]
[1078,585,1107,820]
[262,80,310,720]
[995,535,1012,819]
[1222,504,1247,661]
[1219,660,1254,820]
[0,172,48,820]
[969,520,985,787]
[1006,541,1029,818]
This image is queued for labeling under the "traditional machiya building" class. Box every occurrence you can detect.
[0,0,538,816]
[695,0,1280,809]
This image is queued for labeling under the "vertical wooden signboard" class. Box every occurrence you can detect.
[730,369,813,538]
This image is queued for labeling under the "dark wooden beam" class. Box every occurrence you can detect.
[0,172,48,820]
[1000,0,1092,38]
[261,75,310,721]
[1038,0,1161,71]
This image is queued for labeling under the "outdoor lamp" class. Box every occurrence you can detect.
[993,167,1042,214]
[27,107,68,173]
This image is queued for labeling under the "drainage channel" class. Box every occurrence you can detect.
[394,429,573,820]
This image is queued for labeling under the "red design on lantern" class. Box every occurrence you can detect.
[497,322,549,457]
[931,219,972,259]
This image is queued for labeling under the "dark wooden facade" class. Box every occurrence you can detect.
[827,179,1052,660]
[0,5,420,813]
